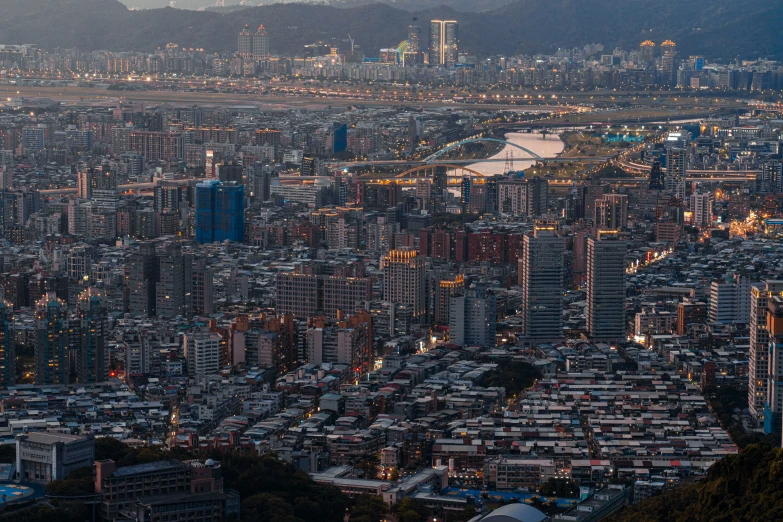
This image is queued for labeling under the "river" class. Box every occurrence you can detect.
[466,132,565,176]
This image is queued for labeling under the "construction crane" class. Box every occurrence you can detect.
[347,34,355,54]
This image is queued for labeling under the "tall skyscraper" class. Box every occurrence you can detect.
[128,242,159,317]
[238,25,252,58]
[429,20,458,67]
[689,192,713,228]
[648,159,664,190]
[586,231,627,342]
[251,162,272,201]
[253,24,270,60]
[764,295,783,437]
[749,281,783,421]
[155,243,189,319]
[34,293,70,385]
[191,258,214,317]
[594,194,628,231]
[75,288,107,384]
[519,226,564,342]
[382,248,426,319]
[665,140,688,200]
[408,24,421,53]
[449,284,496,348]
[195,180,245,244]
[0,300,14,386]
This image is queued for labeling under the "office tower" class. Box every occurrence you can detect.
[709,274,750,324]
[195,180,245,244]
[251,162,272,201]
[183,327,221,379]
[594,194,628,231]
[253,24,270,60]
[238,25,252,58]
[586,231,627,342]
[75,288,107,384]
[154,181,183,212]
[408,24,421,53]
[749,282,783,420]
[21,126,45,151]
[665,146,688,199]
[301,156,319,177]
[155,243,188,319]
[689,192,713,228]
[217,161,243,184]
[449,285,496,348]
[191,258,214,317]
[757,161,783,194]
[34,293,70,385]
[128,242,159,317]
[648,160,664,190]
[429,20,458,67]
[0,300,14,386]
[382,248,426,319]
[764,296,783,437]
[519,227,564,342]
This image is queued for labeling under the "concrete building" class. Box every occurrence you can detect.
[519,227,564,342]
[184,328,221,378]
[709,275,750,325]
[587,231,627,342]
[34,293,70,385]
[382,248,426,319]
[16,433,94,483]
[750,281,783,420]
[449,285,496,348]
[594,194,628,230]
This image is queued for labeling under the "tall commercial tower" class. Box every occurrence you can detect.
[382,248,426,319]
[191,258,214,317]
[155,243,190,319]
[34,293,70,385]
[128,242,159,317]
[75,289,107,384]
[238,25,252,58]
[429,20,458,67]
[594,194,628,231]
[648,160,664,190]
[449,285,496,348]
[519,227,564,342]
[0,300,14,386]
[749,281,783,421]
[408,24,421,53]
[253,24,270,60]
[764,296,783,437]
[665,133,689,199]
[195,180,245,244]
[586,231,627,342]
[689,192,713,228]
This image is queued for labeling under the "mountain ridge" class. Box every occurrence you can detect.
[0,0,780,60]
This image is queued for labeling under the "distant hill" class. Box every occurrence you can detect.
[608,444,783,522]
[0,0,781,60]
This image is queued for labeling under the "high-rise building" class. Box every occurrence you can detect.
[128,242,159,317]
[586,231,627,342]
[195,180,245,244]
[449,285,496,348]
[648,160,664,190]
[184,328,221,379]
[217,161,243,184]
[21,126,45,151]
[34,293,70,385]
[709,274,750,324]
[749,282,783,421]
[429,20,458,67]
[689,192,713,228]
[763,295,783,438]
[639,40,656,64]
[250,162,272,201]
[594,194,628,231]
[757,161,783,194]
[408,24,421,53]
[665,139,688,199]
[519,227,564,342]
[155,243,189,319]
[191,258,214,317]
[75,288,107,384]
[154,181,183,212]
[498,178,548,217]
[238,25,252,58]
[0,300,14,386]
[382,248,426,319]
[253,24,270,60]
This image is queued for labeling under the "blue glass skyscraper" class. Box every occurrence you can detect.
[195,180,245,243]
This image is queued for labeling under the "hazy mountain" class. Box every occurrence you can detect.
[0,0,780,60]
[123,0,514,13]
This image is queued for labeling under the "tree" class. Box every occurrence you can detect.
[351,494,389,522]
[46,466,95,496]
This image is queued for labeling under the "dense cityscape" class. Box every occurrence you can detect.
[0,6,782,522]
